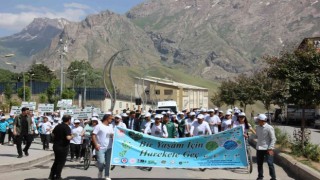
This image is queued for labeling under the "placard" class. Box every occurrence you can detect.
[38,104,54,113]
[21,102,36,110]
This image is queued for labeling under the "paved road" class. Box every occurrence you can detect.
[274,125,320,145]
[1,146,295,180]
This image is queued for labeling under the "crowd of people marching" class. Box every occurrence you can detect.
[0,106,276,180]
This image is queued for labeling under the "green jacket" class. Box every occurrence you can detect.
[165,122,177,138]
[14,114,33,135]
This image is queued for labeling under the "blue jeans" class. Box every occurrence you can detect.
[96,148,112,177]
[256,150,276,180]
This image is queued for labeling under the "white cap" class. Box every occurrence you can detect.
[219,110,224,113]
[172,114,177,117]
[226,111,232,115]
[91,117,99,121]
[238,112,246,117]
[177,111,184,115]
[145,113,151,117]
[227,109,233,113]
[155,114,162,119]
[234,109,241,114]
[190,112,196,116]
[170,112,175,115]
[197,114,204,119]
[121,113,128,117]
[161,111,166,115]
[10,113,15,116]
[74,119,80,123]
[92,113,99,117]
[166,111,171,114]
[200,108,206,112]
[214,107,219,111]
[208,109,214,112]
[258,114,267,121]
[115,115,121,119]
[1,116,6,120]
[106,112,112,115]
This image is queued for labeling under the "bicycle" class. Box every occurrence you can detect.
[83,138,92,170]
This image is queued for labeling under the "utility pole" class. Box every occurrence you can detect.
[23,72,25,101]
[59,38,68,97]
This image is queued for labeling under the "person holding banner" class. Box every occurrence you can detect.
[140,113,152,133]
[190,114,212,136]
[13,107,34,158]
[221,111,233,131]
[205,109,221,134]
[144,114,168,138]
[163,114,177,138]
[256,114,277,180]
[92,114,114,180]
[232,112,256,137]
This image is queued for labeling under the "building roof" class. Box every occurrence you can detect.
[135,76,208,90]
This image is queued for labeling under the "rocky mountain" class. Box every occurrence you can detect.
[0,18,69,61]
[37,10,160,70]
[127,0,320,80]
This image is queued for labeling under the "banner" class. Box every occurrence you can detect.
[111,126,248,168]
[10,106,21,115]
[21,102,36,110]
[38,104,54,113]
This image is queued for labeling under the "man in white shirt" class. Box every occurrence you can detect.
[185,112,196,137]
[205,109,221,134]
[190,114,212,136]
[40,116,52,150]
[92,114,114,180]
[144,114,168,138]
[70,119,83,162]
[256,114,277,180]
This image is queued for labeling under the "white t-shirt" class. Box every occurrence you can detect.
[190,121,212,136]
[221,119,232,131]
[185,118,195,134]
[205,115,221,134]
[41,122,52,135]
[144,123,168,138]
[93,123,114,149]
[70,126,84,144]
[111,122,127,129]
[233,121,251,134]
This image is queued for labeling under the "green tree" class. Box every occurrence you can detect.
[17,86,31,101]
[211,92,224,108]
[46,79,59,104]
[218,80,237,107]
[4,83,14,101]
[38,93,48,103]
[0,69,18,82]
[27,64,57,82]
[66,60,103,88]
[233,75,256,112]
[61,89,76,99]
[266,46,320,148]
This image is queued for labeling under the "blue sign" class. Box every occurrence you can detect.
[111,126,248,168]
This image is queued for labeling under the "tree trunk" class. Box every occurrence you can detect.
[301,107,306,150]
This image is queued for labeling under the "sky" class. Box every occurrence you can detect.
[0,0,145,37]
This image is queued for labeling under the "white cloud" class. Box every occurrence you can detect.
[0,3,92,35]
[64,2,91,10]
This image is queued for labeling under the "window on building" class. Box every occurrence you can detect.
[155,90,160,95]
[164,89,173,95]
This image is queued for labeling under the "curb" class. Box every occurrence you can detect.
[0,153,54,173]
[249,137,320,180]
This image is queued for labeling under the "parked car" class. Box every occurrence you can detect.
[314,119,320,129]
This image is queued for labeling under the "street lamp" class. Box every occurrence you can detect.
[72,69,79,90]
[30,74,34,101]
[59,38,68,97]
[82,72,87,108]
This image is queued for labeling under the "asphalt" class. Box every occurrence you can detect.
[0,136,54,173]
[249,135,320,180]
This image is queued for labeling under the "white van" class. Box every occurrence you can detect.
[157,101,178,113]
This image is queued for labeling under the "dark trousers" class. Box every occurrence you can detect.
[256,150,276,180]
[41,134,51,150]
[0,131,6,144]
[70,143,81,159]
[15,134,33,156]
[8,129,14,142]
[80,139,91,157]
[50,145,69,179]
